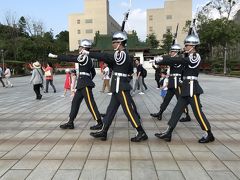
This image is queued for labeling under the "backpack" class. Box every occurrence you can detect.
[142,67,147,78]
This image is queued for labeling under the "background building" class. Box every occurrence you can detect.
[68,0,121,51]
[147,0,192,47]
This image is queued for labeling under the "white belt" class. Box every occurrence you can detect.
[184,76,198,80]
[184,76,198,97]
[79,72,90,76]
[114,72,128,93]
[170,73,181,77]
[114,72,128,77]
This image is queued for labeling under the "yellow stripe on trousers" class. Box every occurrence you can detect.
[194,95,208,131]
[121,91,138,128]
[86,87,97,120]
[178,87,187,113]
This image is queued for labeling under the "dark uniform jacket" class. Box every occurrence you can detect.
[89,50,133,93]
[58,55,96,90]
[167,63,184,89]
[156,53,203,97]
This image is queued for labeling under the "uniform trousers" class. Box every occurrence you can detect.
[69,87,101,121]
[160,87,189,114]
[168,94,211,131]
[103,90,141,129]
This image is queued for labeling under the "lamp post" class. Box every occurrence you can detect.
[1,49,4,72]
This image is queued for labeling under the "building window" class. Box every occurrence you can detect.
[149,15,153,21]
[86,29,93,34]
[77,29,81,34]
[149,26,153,32]
[77,19,80,24]
[85,19,93,23]
[166,15,172,20]
[166,26,172,32]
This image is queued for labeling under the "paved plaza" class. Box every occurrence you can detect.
[0,73,240,180]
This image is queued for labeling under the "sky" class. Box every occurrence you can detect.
[0,0,233,40]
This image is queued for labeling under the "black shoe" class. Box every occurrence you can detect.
[44,91,48,93]
[36,95,42,100]
[179,115,191,122]
[131,131,148,142]
[90,123,103,130]
[198,132,215,143]
[154,127,173,142]
[150,113,159,118]
[90,130,107,141]
[60,122,74,129]
[54,90,56,93]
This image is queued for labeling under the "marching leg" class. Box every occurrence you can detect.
[119,91,148,142]
[90,93,120,140]
[83,87,103,130]
[60,89,84,129]
[190,95,214,143]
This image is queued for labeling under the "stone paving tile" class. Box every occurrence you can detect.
[52,170,81,180]
[0,169,31,180]
[106,170,131,180]
[131,160,158,180]
[177,161,211,180]
[1,74,240,179]
[157,170,185,180]
[169,145,196,161]
[152,152,179,170]
[108,151,130,170]
[12,151,48,169]
[223,161,240,178]
[208,171,239,180]
[0,160,17,177]
[79,160,107,180]
[25,160,62,180]
[60,151,88,170]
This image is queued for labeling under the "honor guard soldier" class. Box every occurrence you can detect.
[152,31,215,143]
[150,43,191,122]
[81,31,148,142]
[48,39,103,130]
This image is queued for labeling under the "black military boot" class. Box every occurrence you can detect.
[150,109,163,120]
[90,120,103,130]
[198,131,215,143]
[131,131,148,142]
[60,119,74,129]
[179,114,191,122]
[155,126,174,142]
[90,125,108,141]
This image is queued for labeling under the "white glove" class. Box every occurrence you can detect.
[149,59,155,63]
[80,49,89,56]
[48,53,58,58]
[154,56,163,63]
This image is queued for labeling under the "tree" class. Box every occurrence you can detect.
[160,30,173,53]
[146,33,159,49]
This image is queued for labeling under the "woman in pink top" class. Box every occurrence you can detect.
[42,62,56,93]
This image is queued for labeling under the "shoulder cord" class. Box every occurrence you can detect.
[114,50,126,65]
[188,53,201,69]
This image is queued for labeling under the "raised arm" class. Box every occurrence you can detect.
[89,52,113,65]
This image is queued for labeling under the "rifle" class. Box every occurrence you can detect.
[188,19,196,35]
[172,23,179,45]
[121,10,130,32]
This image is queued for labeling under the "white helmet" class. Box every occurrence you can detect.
[79,39,92,48]
[170,44,181,52]
[112,31,127,43]
[184,34,200,46]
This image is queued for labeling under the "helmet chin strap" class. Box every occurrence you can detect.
[171,52,177,57]
[186,46,194,53]
[114,43,121,51]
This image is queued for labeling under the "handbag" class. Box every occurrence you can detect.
[45,70,52,76]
